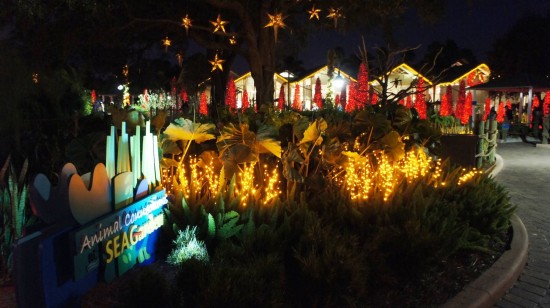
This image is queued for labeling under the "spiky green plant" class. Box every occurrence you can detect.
[0,156,30,279]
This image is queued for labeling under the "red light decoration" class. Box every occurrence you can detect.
[292,84,302,111]
[415,78,427,119]
[455,80,466,121]
[278,85,285,111]
[496,101,505,123]
[544,91,550,116]
[446,85,454,116]
[345,81,356,112]
[356,62,369,107]
[242,89,249,111]
[530,96,540,125]
[405,95,413,109]
[461,92,472,125]
[440,92,450,116]
[335,94,340,107]
[199,91,208,116]
[225,76,237,111]
[398,98,405,106]
[314,77,322,109]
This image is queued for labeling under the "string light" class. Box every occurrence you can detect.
[209,54,225,72]
[308,5,321,20]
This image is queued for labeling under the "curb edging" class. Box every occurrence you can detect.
[442,215,528,308]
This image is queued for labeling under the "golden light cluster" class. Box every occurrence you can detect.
[458,168,482,186]
[236,163,258,207]
[262,164,282,205]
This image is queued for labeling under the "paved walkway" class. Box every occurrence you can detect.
[494,142,550,307]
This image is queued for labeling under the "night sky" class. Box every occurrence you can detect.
[234,0,550,73]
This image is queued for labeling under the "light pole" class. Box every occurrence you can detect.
[281,70,294,110]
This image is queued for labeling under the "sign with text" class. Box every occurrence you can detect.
[73,190,167,280]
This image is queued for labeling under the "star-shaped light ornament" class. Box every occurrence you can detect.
[264,12,287,42]
[327,7,344,28]
[162,35,171,51]
[209,54,225,72]
[182,14,192,34]
[308,5,321,20]
[229,35,237,45]
[210,14,229,33]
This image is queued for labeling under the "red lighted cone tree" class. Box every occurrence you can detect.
[440,92,451,116]
[483,97,491,121]
[199,91,208,116]
[461,92,473,124]
[415,78,427,119]
[399,98,405,106]
[544,91,550,116]
[370,92,379,105]
[292,84,302,111]
[496,101,505,123]
[346,81,356,112]
[405,95,413,109]
[225,76,237,111]
[356,62,369,107]
[242,89,249,111]
[278,85,285,111]
[446,85,453,116]
[335,94,340,108]
[455,80,466,121]
[314,77,323,109]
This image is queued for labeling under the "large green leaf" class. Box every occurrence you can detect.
[164,118,216,144]
[299,118,328,146]
[378,130,405,161]
[254,125,282,158]
[216,123,255,156]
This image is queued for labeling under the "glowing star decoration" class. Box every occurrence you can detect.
[182,14,192,34]
[264,12,287,42]
[327,7,343,28]
[229,36,237,45]
[308,5,321,20]
[210,14,228,33]
[209,54,225,72]
[162,35,171,51]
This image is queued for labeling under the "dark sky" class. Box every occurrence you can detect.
[276,0,550,71]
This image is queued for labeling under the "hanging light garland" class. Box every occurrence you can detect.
[308,5,321,20]
[264,12,287,42]
[209,54,225,72]
[210,14,229,33]
[181,14,192,34]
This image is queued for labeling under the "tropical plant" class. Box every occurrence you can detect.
[0,156,32,281]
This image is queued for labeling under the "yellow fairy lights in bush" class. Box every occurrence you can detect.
[262,164,282,205]
[458,168,483,186]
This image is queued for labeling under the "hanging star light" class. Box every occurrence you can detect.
[264,12,287,42]
[210,14,228,33]
[229,35,237,45]
[308,5,321,20]
[209,54,225,72]
[182,14,192,34]
[162,35,171,51]
[327,7,343,28]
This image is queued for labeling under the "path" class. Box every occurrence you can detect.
[494,142,550,308]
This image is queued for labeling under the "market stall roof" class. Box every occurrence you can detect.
[467,73,550,92]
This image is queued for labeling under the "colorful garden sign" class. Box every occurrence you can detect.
[14,121,166,307]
